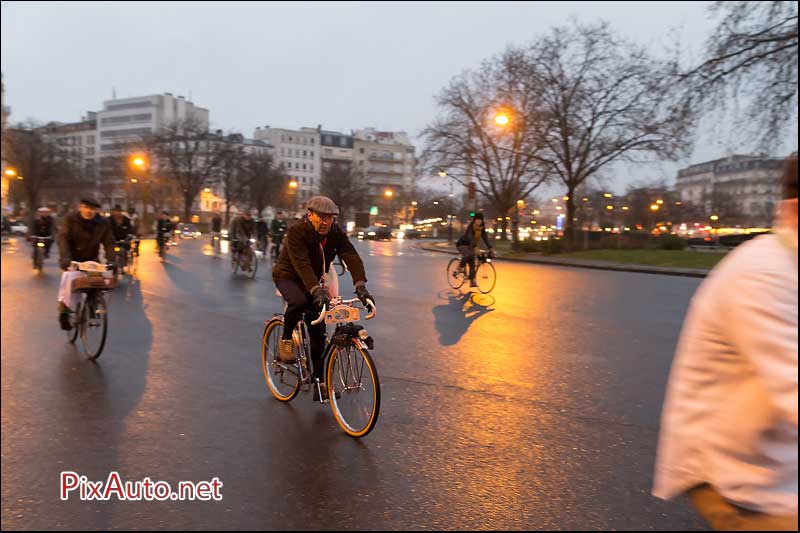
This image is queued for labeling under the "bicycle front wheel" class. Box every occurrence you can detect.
[33,247,43,271]
[475,261,497,294]
[326,342,381,438]
[261,319,301,402]
[81,292,108,360]
[248,250,258,279]
[447,257,466,289]
[67,302,81,344]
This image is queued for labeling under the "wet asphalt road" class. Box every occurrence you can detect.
[1,236,707,530]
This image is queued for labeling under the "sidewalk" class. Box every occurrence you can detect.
[416,241,710,278]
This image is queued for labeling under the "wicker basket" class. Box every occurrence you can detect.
[73,275,116,291]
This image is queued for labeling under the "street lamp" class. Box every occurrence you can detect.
[438,170,447,178]
[4,168,17,177]
[288,180,298,189]
[650,204,660,211]
[384,189,394,198]
[604,193,613,198]
[656,199,664,205]
[710,214,719,221]
[204,187,211,193]
[494,113,510,126]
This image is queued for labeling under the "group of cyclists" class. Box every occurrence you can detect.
[211,209,289,271]
[26,194,499,407]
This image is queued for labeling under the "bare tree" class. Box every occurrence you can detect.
[154,117,224,221]
[523,22,694,246]
[215,140,248,225]
[5,122,79,223]
[319,163,368,221]
[241,151,282,217]
[420,47,552,220]
[675,1,798,147]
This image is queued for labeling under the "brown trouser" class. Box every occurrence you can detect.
[688,484,798,531]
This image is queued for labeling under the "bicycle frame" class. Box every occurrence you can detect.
[274,297,377,401]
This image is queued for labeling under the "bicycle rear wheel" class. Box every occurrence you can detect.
[33,247,43,271]
[475,261,497,294]
[447,257,466,289]
[261,319,301,401]
[248,249,258,279]
[81,292,108,360]
[326,342,381,438]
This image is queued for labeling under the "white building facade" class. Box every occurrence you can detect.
[253,126,320,205]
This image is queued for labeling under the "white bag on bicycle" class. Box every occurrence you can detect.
[325,262,339,298]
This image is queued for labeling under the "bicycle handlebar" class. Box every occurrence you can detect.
[310,297,377,326]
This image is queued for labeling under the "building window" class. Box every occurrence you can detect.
[311,139,314,146]
[303,150,307,157]
[302,177,307,184]
[310,150,314,157]
[359,148,364,154]
[339,137,347,147]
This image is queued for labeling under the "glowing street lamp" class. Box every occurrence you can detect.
[384,189,394,198]
[656,199,664,205]
[604,193,613,198]
[411,201,418,206]
[650,204,660,211]
[4,168,17,177]
[438,170,447,178]
[204,187,212,193]
[710,214,720,221]
[288,180,299,189]
[494,113,510,126]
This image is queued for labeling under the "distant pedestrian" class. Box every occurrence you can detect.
[653,155,798,530]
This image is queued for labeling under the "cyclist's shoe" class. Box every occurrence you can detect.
[278,339,296,363]
[59,311,72,331]
[313,382,341,402]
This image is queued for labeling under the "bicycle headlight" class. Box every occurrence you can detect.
[358,329,370,340]
[37,242,45,247]
[114,247,120,252]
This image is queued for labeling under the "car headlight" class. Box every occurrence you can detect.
[250,238,256,243]
[368,231,376,236]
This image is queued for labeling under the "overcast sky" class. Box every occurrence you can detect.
[2,1,796,195]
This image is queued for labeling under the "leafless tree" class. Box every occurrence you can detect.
[241,151,282,217]
[319,163,369,220]
[4,122,80,224]
[215,140,248,225]
[154,117,224,221]
[674,1,797,148]
[420,46,552,220]
[523,22,694,245]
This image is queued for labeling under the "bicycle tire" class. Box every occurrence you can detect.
[81,292,108,360]
[262,319,301,402]
[33,247,43,271]
[248,248,258,279]
[67,302,81,344]
[447,257,466,289]
[326,341,381,438]
[475,261,497,294]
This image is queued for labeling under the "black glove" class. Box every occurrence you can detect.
[355,284,374,309]
[311,285,330,312]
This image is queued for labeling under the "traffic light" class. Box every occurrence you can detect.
[469,211,476,218]
[468,182,476,200]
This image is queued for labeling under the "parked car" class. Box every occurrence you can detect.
[10,220,28,235]
[358,226,393,241]
[176,223,201,239]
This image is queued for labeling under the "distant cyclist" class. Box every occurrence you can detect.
[455,213,495,287]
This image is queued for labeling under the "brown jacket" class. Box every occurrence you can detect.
[272,217,366,292]
[57,212,114,266]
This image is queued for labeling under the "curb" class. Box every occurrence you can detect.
[415,242,709,278]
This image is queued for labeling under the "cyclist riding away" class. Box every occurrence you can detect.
[57,198,114,330]
[28,206,55,260]
[456,212,495,288]
[155,211,174,263]
[272,196,374,402]
[270,210,288,260]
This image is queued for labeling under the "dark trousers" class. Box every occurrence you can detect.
[275,279,327,380]
[457,245,476,279]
